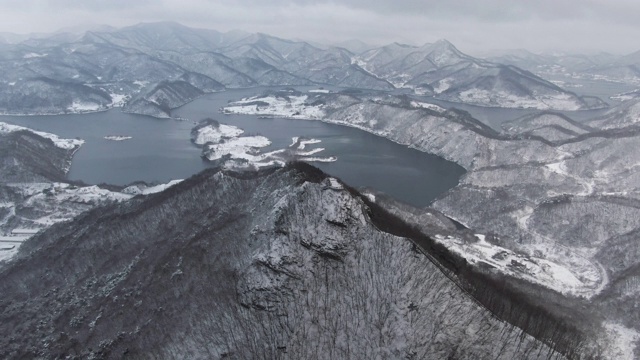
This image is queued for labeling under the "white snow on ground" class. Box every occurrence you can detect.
[0,122,84,150]
[413,87,431,96]
[204,136,272,161]
[133,80,149,87]
[222,97,398,147]
[6,183,133,210]
[433,79,452,94]
[602,322,640,360]
[298,156,337,162]
[67,101,101,113]
[545,161,565,174]
[410,101,446,113]
[363,192,376,202]
[296,148,325,156]
[192,123,244,145]
[23,52,47,59]
[0,179,184,263]
[122,180,183,195]
[224,95,325,119]
[545,160,594,196]
[297,138,322,149]
[11,229,39,235]
[198,124,337,168]
[109,93,128,107]
[327,178,343,189]
[610,90,640,102]
[290,138,335,162]
[433,234,599,297]
[104,135,132,141]
[308,89,330,93]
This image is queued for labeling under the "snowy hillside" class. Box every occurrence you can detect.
[0,164,601,358]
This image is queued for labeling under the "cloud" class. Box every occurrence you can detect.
[0,0,638,54]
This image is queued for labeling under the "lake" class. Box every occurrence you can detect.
[1,86,611,206]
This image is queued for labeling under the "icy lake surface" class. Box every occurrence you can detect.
[1,86,599,206]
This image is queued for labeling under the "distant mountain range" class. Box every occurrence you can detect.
[484,49,640,94]
[0,22,615,116]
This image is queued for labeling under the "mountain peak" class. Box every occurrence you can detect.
[429,39,458,52]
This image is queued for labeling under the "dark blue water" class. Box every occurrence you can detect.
[1,88,466,206]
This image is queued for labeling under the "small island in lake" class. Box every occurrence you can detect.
[104,135,133,141]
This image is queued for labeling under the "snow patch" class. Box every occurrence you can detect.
[411,101,446,113]
[363,192,376,202]
[133,80,149,87]
[204,136,272,161]
[297,138,322,150]
[192,123,244,145]
[199,124,337,168]
[123,180,183,195]
[433,79,452,94]
[298,156,337,163]
[110,93,127,107]
[327,178,343,189]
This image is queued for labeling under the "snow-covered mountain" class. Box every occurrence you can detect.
[0,160,604,358]
[354,40,601,110]
[484,49,640,95]
[0,22,607,116]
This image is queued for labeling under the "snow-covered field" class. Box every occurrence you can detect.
[434,234,600,298]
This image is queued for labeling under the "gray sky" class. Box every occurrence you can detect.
[1,0,638,55]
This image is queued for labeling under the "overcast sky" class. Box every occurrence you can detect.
[0,0,638,55]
